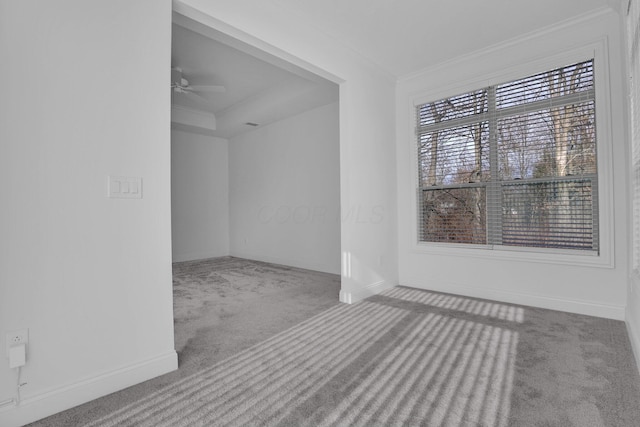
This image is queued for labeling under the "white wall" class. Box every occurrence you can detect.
[625,0,640,369]
[175,0,399,303]
[0,1,176,426]
[396,10,629,320]
[628,281,640,369]
[171,129,229,261]
[229,103,340,274]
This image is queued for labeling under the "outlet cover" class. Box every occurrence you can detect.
[5,329,28,357]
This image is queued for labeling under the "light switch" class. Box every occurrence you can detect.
[108,176,143,199]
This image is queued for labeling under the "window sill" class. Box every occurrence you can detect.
[411,241,613,269]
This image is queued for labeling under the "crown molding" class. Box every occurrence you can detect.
[399,7,614,82]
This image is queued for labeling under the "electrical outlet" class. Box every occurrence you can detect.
[5,329,28,357]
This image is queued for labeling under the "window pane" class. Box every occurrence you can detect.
[496,60,594,109]
[418,90,488,127]
[420,188,487,244]
[497,101,596,180]
[501,179,596,250]
[416,59,598,252]
[418,123,490,186]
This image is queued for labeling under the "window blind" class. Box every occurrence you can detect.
[417,60,598,252]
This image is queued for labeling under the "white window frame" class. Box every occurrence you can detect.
[408,41,614,268]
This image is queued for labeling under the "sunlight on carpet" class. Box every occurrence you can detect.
[85,287,520,426]
[385,287,525,323]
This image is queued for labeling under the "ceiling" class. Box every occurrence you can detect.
[273,0,616,77]
[171,17,338,139]
[172,0,619,138]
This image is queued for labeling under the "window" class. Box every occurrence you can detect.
[416,60,598,253]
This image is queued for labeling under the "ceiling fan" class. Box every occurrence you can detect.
[171,67,226,101]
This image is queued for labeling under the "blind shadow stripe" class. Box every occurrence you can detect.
[145,302,405,426]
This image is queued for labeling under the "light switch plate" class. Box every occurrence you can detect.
[108,176,143,199]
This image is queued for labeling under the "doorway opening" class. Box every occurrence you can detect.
[170,10,342,367]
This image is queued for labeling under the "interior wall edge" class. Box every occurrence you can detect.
[627,311,640,376]
[626,275,640,375]
[339,281,395,305]
[171,0,346,85]
[0,351,178,427]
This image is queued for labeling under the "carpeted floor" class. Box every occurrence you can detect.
[28,257,341,427]
[170,257,341,371]
[29,257,640,426]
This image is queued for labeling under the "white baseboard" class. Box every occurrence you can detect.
[229,251,340,275]
[172,250,229,263]
[628,314,640,376]
[401,277,625,320]
[0,350,178,427]
[627,275,640,376]
[340,280,394,304]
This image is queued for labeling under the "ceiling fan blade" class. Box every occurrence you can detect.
[183,90,209,103]
[189,85,226,93]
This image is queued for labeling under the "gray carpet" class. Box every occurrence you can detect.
[28,257,340,426]
[29,257,640,426]
[171,257,341,370]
